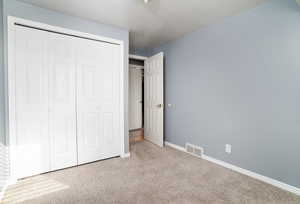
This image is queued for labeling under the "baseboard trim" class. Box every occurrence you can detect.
[164,141,300,196]
[0,179,11,201]
[0,186,7,201]
[165,142,186,152]
[121,153,130,158]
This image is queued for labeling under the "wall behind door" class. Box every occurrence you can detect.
[0,0,130,154]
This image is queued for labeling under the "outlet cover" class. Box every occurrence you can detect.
[225,144,232,154]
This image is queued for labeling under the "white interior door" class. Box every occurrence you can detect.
[77,39,121,164]
[144,52,164,147]
[14,26,50,178]
[48,33,77,171]
[129,65,143,130]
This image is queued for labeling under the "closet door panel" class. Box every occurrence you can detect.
[78,64,102,162]
[102,44,121,157]
[77,60,104,164]
[48,34,77,170]
[15,26,50,178]
[77,39,121,164]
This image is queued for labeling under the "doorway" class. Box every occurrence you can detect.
[129,53,164,147]
[129,58,144,143]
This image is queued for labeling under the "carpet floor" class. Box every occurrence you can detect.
[2,141,300,204]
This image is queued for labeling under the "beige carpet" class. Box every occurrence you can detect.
[2,141,300,204]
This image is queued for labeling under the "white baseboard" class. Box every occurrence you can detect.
[164,141,300,196]
[0,177,17,201]
[121,152,130,158]
[165,142,186,152]
[0,181,9,201]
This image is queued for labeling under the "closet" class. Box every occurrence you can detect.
[9,18,123,179]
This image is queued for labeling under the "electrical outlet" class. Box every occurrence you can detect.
[225,144,232,154]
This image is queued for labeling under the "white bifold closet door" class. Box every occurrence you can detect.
[76,39,121,165]
[13,23,121,179]
[14,26,78,178]
[15,26,51,178]
[47,31,77,171]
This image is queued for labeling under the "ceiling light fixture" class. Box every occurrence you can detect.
[144,0,149,4]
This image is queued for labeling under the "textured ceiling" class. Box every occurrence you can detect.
[20,0,268,50]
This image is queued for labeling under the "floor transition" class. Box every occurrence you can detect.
[2,141,300,204]
[129,128,144,144]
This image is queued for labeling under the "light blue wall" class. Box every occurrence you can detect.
[1,0,130,152]
[150,0,300,188]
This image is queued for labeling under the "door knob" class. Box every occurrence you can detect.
[157,104,164,108]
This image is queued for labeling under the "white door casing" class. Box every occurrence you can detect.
[129,65,143,130]
[144,52,164,147]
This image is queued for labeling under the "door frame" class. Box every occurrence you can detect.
[129,53,165,147]
[129,55,147,133]
[7,16,125,181]
[129,54,148,61]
